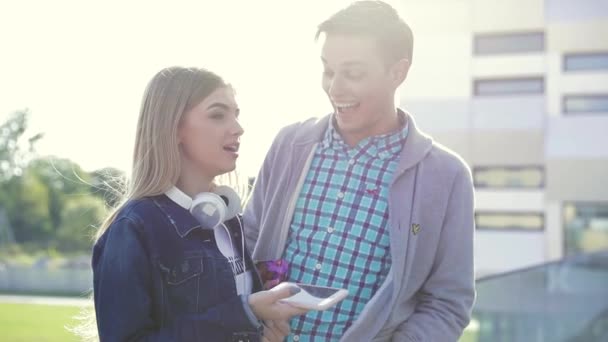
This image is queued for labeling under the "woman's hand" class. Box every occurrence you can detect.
[262,320,290,342]
[248,284,309,321]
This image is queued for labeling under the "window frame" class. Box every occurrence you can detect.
[473,76,545,96]
[473,165,545,189]
[473,31,545,56]
[563,51,608,72]
[475,211,545,232]
[563,94,608,114]
[562,201,608,256]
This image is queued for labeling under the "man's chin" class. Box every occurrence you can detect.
[334,117,363,133]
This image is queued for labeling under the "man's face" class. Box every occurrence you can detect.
[321,34,400,144]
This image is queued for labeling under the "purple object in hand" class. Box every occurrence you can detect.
[256,259,288,290]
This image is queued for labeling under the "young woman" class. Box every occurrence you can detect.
[92,66,307,341]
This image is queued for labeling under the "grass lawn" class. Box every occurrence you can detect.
[0,303,82,342]
[0,301,480,341]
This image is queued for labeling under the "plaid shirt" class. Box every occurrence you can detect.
[284,114,409,341]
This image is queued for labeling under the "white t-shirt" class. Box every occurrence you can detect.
[213,224,253,295]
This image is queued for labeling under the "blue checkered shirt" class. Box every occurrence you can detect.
[284,114,409,341]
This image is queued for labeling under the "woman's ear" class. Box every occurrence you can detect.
[176,123,185,145]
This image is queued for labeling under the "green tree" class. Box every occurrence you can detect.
[5,171,53,244]
[0,110,44,247]
[89,167,126,208]
[0,109,42,182]
[27,158,93,230]
[0,110,116,252]
[56,196,106,252]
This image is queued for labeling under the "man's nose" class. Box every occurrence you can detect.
[328,76,346,98]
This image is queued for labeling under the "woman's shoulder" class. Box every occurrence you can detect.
[98,196,169,248]
[115,196,163,223]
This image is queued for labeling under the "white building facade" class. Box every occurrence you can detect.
[400,0,608,276]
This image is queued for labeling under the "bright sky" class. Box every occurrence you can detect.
[0,0,357,178]
[1,0,467,179]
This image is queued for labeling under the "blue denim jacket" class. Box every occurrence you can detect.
[93,194,263,341]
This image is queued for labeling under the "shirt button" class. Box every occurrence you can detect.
[327,227,334,233]
[293,335,300,341]
[337,192,345,199]
[348,159,355,165]
[315,263,322,270]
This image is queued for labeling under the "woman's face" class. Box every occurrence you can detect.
[178,86,243,179]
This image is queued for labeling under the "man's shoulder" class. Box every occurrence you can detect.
[425,141,471,177]
[273,116,329,150]
[274,115,330,144]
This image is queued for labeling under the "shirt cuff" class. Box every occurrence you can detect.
[240,294,263,330]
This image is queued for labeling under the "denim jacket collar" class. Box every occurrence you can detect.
[165,186,193,210]
[154,188,201,238]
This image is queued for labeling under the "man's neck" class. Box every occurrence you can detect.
[339,109,402,147]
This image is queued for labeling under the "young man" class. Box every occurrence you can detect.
[244,1,475,341]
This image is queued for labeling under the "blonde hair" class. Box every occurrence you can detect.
[95,66,227,240]
[73,66,228,341]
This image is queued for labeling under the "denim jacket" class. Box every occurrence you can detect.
[93,194,263,341]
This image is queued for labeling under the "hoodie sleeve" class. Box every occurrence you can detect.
[243,123,297,256]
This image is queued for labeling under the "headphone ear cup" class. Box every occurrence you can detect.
[190,193,227,229]
[213,185,242,220]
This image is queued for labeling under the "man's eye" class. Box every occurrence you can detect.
[345,70,364,80]
[210,112,225,120]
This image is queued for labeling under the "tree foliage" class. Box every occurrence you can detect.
[0,110,122,252]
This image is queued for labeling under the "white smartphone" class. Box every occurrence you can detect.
[274,282,349,311]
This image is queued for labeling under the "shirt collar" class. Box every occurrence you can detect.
[322,110,409,159]
[165,186,193,210]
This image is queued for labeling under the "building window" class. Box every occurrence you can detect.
[563,95,608,114]
[564,52,608,71]
[473,166,544,189]
[476,212,544,231]
[474,77,544,96]
[474,32,544,55]
[564,202,608,255]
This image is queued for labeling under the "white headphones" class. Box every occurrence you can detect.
[189,185,248,293]
[189,185,242,230]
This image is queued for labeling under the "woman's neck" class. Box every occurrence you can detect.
[176,167,213,198]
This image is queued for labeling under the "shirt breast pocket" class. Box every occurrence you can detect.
[162,256,209,313]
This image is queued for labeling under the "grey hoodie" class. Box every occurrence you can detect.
[244,112,475,342]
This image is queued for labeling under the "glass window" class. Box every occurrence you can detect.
[474,166,544,188]
[476,212,544,231]
[547,0,608,22]
[474,32,544,55]
[474,77,544,96]
[470,251,608,342]
[564,95,608,114]
[564,52,608,71]
[564,202,608,255]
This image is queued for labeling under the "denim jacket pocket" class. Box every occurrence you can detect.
[167,257,204,285]
[162,256,208,313]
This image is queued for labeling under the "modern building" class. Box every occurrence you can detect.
[400,0,608,276]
